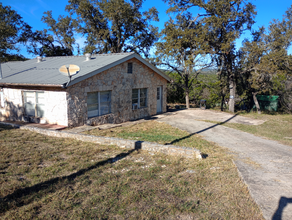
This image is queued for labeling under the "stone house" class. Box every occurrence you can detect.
[0,53,170,127]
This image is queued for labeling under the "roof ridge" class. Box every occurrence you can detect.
[42,52,135,59]
[91,52,135,56]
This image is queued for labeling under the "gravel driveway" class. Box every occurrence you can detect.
[158,109,292,220]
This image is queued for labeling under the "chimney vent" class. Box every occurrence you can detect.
[85,53,91,61]
[37,56,42,63]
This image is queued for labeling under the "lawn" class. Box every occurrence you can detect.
[85,120,212,149]
[0,123,263,219]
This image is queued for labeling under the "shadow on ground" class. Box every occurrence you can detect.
[168,113,238,145]
[0,124,16,132]
[0,144,141,214]
[272,197,292,220]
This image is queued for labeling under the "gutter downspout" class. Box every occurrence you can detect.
[0,58,3,80]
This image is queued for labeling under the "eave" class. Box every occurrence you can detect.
[0,83,66,91]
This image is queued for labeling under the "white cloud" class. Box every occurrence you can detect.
[10,4,32,17]
[36,0,50,10]
[29,6,39,17]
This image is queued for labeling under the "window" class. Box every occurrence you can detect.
[157,87,160,100]
[132,88,147,109]
[87,91,111,118]
[23,91,45,117]
[0,88,4,108]
[127,62,133,74]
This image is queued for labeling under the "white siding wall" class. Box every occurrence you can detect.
[0,88,68,126]
[44,91,68,126]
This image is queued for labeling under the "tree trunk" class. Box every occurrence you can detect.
[185,90,190,109]
[252,92,261,114]
[184,71,190,109]
[220,92,225,111]
[229,77,236,113]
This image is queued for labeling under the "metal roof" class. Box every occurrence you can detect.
[0,53,170,88]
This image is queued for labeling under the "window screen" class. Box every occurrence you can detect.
[100,91,111,115]
[24,91,45,117]
[132,88,147,108]
[87,92,99,118]
[140,88,147,107]
[87,91,111,118]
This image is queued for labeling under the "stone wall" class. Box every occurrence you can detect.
[13,124,201,159]
[0,88,68,126]
[66,58,168,127]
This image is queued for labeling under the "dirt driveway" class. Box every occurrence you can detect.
[158,109,292,220]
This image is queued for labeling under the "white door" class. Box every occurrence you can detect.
[157,86,162,113]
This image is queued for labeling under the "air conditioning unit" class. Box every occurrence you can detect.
[132,103,138,110]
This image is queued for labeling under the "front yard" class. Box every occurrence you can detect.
[0,123,263,219]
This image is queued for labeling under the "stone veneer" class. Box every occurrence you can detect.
[66,58,168,127]
[0,88,68,126]
[0,58,168,127]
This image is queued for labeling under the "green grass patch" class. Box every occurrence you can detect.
[85,121,213,151]
[0,123,263,219]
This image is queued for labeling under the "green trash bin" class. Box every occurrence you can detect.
[256,95,279,111]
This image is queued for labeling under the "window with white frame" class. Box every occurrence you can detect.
[23,91,45,117]
[87,91,111,118]
[132,88,147,109]
[0,88,4,108]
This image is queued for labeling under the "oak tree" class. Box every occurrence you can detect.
[155,13,211,108]
[0,3,32,62]
[166,0,256,112]
[28,11,78,57]
[66,0,159,57]
[239,5,292,113]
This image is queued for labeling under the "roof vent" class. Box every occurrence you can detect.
[36,56,42,63]
[85,53,91,61]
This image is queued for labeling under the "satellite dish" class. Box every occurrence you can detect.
[59,64,80,88]
[59,64,80,77]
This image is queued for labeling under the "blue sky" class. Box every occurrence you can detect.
[2,0,292,58]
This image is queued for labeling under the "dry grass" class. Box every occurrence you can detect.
[0,123,263,219]
[210,112,292,146]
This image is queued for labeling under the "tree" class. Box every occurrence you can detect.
[0,3,32,62]
[238,28,271,113]
[166,0,256,112]
[28,11,78,57]
[239,5,292,113]
[165,70,186,104]
[155,13,211,108]
[66,0,159,57]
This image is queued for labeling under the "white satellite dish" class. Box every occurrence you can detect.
[59,64,80,76]
[59,64,80,88]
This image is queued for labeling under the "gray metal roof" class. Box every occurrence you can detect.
[0,53,170,87]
